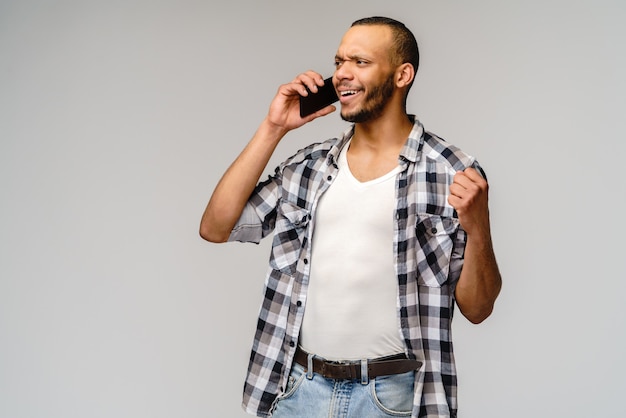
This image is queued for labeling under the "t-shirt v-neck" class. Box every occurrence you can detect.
[339,140,402,188]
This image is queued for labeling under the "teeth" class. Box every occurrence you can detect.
[341,90,357,96]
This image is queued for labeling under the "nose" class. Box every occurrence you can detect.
[333,62,353,83]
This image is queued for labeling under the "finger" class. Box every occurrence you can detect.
[453,168,486,191]
[462,167,485,182]
[315,104,337,116]
[293,71,325,94]
[451,171,472,191]
[450,175,480,200]
[301,104,337,123]
[448,194,461,209]
[300,70,325,86]
[280,80,311,99]
[449,182,468,199]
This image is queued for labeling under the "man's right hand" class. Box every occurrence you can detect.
[200,71,336,242]
[266,71,337,135]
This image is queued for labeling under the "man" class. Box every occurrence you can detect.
[200,16,501,418]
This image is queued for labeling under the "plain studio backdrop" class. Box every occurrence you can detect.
[1,1,625,417]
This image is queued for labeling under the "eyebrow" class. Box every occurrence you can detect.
[334,54,371,62]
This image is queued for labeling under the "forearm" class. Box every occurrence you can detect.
[200,71,334,243]
[454,231,502,324]
[199,119,287,242]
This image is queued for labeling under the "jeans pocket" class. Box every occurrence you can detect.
[370,371,415,416]
[278,362,306,400]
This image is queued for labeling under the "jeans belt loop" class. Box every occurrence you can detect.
[306,353,314,380]
[360,359,369,385]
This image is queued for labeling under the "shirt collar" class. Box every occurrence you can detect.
[399,115,425,164]
[326,124,355,167]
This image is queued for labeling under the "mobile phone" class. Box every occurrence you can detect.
[299,77,339,118]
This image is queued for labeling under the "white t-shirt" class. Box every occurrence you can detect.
[299,141,405,361]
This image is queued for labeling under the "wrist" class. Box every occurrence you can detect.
[259,118,289,144]
[465,227,494,250]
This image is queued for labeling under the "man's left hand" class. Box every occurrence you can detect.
[448,167,490,236]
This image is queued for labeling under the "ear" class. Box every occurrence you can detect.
[395,63,415,88]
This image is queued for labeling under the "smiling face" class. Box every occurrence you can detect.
[333,24,399,123]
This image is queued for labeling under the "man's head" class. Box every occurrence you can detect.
[351,17,419,83]
[334,17,419,123]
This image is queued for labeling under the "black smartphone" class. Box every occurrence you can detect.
[299,77,339,118]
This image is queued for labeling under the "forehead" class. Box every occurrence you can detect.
[336,25,393,60]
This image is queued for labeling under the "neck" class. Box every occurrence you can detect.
[352,110,413,150]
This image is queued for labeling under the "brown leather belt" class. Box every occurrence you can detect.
[294,347,421,380]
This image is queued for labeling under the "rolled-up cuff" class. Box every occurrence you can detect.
[227,204,263,244]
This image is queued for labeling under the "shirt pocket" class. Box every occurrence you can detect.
[415,214,460,288]
[269,200,310,275]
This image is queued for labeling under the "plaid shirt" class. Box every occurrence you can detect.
[228,117,483,417]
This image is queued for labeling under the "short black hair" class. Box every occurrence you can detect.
[351,16,420,76]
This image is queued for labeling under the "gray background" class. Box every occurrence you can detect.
[1,1,625,417]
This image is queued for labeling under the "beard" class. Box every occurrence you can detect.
[340,73,396,123]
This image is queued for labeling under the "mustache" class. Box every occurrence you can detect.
[336,82,362,90]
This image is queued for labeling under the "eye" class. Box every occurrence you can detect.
[334,60,343,68]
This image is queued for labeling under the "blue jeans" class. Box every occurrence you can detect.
[271,362,415,417]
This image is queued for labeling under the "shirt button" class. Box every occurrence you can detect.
[289,341,295,347]
[303,258,308,264]
[327,175,332,181]
[296,301,302,307]
[431,227,438,234]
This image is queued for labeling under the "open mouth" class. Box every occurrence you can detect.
[338,89,361,104]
